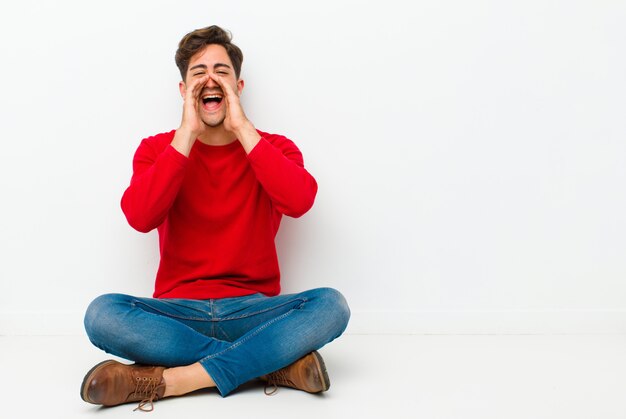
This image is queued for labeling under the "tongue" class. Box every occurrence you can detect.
[203,99,221,111]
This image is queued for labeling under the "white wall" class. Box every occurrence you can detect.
[1,0,625,335]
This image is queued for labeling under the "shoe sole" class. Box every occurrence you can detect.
[80,359,118,404]
[311,351,330,392]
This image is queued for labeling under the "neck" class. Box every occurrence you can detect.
[197,125,237,146]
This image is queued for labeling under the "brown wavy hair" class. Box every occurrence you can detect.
[175,25,243,81]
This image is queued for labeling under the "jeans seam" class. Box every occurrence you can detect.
[200,307,297,361]
[218,325,233,341]
[132,299,212,322]
[210,299,215,337]
[215,298,306,321]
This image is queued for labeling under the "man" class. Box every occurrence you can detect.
[80,25,350,412]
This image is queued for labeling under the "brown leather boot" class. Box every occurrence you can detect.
[262,351,330,395]
[80,360,166,411]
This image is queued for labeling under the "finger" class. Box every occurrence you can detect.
[208,73,236,98]
[188,75,209,100]
[210,74,241,114]
[207,72,223,87]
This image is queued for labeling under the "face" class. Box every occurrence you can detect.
[180,44,244,128]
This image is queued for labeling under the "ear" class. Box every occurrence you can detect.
[179,81,186,98]
[236,79,245,96]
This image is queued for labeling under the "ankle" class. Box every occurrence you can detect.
[162,368,190,397]
[162,368,178,397]
[161,364,216,397]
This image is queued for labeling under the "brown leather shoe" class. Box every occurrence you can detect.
[262,351,330,395]
[80,360,166,411]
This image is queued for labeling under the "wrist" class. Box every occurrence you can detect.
[233,120,256,139]
[236,121,261,154]
[171,126,197,157]
[177,125,201,143]
[177,124,194,137]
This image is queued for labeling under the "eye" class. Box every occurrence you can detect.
[217,71,228,75]
[193,72,205,77]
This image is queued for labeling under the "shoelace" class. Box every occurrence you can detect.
[132,376,165,412]
[263,370,296,396]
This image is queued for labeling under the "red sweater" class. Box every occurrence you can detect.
[121,129,317,299]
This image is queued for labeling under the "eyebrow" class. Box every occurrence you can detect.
[189,63,232,72]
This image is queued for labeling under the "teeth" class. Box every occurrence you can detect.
[202,94,222,99]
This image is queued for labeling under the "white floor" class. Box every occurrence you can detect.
[1,334,625,419]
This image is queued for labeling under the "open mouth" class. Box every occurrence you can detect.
[201,93,223,111]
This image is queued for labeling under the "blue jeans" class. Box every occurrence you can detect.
[83,287,350,396]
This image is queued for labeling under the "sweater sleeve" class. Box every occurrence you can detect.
[121,140,189,232]
[247,135,318,217]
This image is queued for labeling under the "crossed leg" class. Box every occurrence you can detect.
[82,288,350,406]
